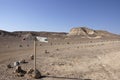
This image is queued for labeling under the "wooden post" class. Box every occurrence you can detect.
[34,40,36,70]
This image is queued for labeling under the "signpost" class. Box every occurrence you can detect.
[34,39,36,71]
[33,37,48,71]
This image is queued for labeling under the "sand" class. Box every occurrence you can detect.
[0,37,120,80]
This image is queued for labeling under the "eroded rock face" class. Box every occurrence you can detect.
[81,27,95,35]
[68,27,95,36]
[69,28,86,35]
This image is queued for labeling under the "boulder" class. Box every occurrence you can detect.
[32,69,41,79]
[26,69,41,79]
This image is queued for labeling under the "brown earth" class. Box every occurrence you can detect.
[0,27,120,80]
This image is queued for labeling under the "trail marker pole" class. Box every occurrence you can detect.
[33,36,48,72]
[34,40,36,70]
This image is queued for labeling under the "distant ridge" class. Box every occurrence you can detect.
[0,30,17,37]
[0,27,120,39]
[0,30,67,38]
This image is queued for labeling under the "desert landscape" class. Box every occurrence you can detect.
[0,27,120,80]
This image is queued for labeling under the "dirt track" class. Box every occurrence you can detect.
[0,39,120,80]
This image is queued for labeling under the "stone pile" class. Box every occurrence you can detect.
[7,56,42,79]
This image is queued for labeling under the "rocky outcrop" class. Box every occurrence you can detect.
[68,27,95,36]
[68,27,120,39]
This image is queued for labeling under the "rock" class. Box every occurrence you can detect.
[14,61,20,67]
[30,55,34,60]
[22,33,35,40]
[45,72,50,75]
[58,62,65,66]
[7,64,12,68]
[82,27,95,35]
[32,69,41,79]
[68,27,95,36]
[19,59,26,63]
[68,27,86,36]
[27,68,34,74]
[15,72,24,77]
[15,66,22,73]
[14,66,26,77]
[19,45,23,47]
[26,69,41,79]
[45,50,49,54]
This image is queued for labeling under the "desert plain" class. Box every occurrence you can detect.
[0,27,120,80]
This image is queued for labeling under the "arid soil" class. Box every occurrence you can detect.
[0,36,120,80]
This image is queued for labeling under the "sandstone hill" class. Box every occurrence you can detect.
[68,27,120,39]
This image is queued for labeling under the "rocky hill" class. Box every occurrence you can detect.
[68,27,95,36]
[0,30,17,37]
[68,27,120,39]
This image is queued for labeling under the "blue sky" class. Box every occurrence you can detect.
[0,0,120,34]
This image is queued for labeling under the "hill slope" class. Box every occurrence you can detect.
[0,27,120,40]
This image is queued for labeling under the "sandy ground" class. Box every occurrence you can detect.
[0,38,120,80]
